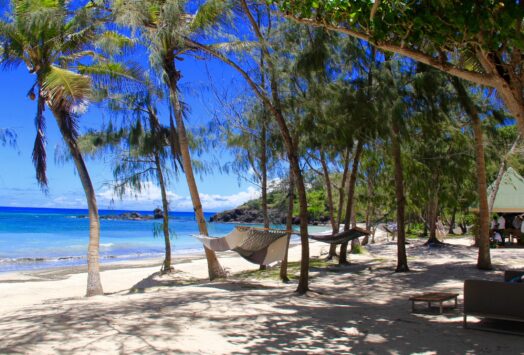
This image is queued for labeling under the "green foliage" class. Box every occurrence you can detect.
[0,128,17,148]
[153,222,175,239]
[271,1,523,71]
[351,244,365,254]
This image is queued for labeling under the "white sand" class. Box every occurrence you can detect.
[1,232,524,354]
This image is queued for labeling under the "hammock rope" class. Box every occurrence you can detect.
[194,225,371,266]
[194,226,289,265]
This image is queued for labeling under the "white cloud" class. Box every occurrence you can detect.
[96,182,260,212]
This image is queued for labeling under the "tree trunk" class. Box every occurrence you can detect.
[350,205,360,252]
[320,150,338,260]
[155,152,172,273]
[259,117,269,271]
[52,109,103,296]
[492,77,524,137]
[197,2,310,292]
[448,207,457,235]
[424,193,443,245]
[452,78,491,270]
[340,141,363,265]
[280,164,294,282]
[330,148,351,259]
[391,120,409,272]
[165,59,226,279]
[459,219,468,235]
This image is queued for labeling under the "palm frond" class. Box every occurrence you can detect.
[31,94,47,188]
[77,61,143,95]
[0,127,17,147]
[190,0,232,32]
[93,30,136,57]
[57,50,99,66]
[209,40,259,53]
[41,65,92,112]
[0,21,26,68]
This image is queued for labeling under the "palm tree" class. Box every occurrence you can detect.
[112,0,229,279]
[0,0,133,296]
[81,78,178,273]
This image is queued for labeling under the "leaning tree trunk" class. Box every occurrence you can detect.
[192,3,309,292]
[165,59,226,279]
[491,74,524,137]
[340,141,363,265]
[239,0,310,293]
[155,153,172,273]
[391,120,409,272]
[452,78,491,270]
[280,163,295,282]
[320,150,338,260]
[53,109,103,296]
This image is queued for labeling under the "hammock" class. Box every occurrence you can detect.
[194,226,289,265]
[308,227,370,244]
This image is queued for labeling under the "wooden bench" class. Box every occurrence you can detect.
[409,292,459,314]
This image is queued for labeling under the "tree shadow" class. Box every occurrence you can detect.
[1,252,523,354]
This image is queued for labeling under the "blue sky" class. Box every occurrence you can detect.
[0,52,261,212]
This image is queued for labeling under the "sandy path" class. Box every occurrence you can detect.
[1,234,523,354]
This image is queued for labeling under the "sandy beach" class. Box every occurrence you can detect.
[1,232,523,354]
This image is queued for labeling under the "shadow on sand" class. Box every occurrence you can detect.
[1,256,523,354]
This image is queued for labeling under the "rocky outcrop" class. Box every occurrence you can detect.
[210,206,331,225]
[210,206,289,224]
[78,209,164,221]
[100,212,152,221]
[153,208,164,219]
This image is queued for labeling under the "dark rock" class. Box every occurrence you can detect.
[153,208,163,219]
[99,212,154,221]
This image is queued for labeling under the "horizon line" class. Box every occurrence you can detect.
[0,206,219,214]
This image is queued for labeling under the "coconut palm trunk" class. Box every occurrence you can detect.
[164,59,226,279]
[52,108,103,296]
[452,78,491,270]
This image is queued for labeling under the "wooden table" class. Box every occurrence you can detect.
[409,292,459,314]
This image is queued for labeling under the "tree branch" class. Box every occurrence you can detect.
[280,13,496,87]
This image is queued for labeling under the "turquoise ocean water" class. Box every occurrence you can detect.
[0,207,328,273]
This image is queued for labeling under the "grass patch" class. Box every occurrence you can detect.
[351,244,366,254]
[233,258,335,281]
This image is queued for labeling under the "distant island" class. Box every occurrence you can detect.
[76,208,165,221]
